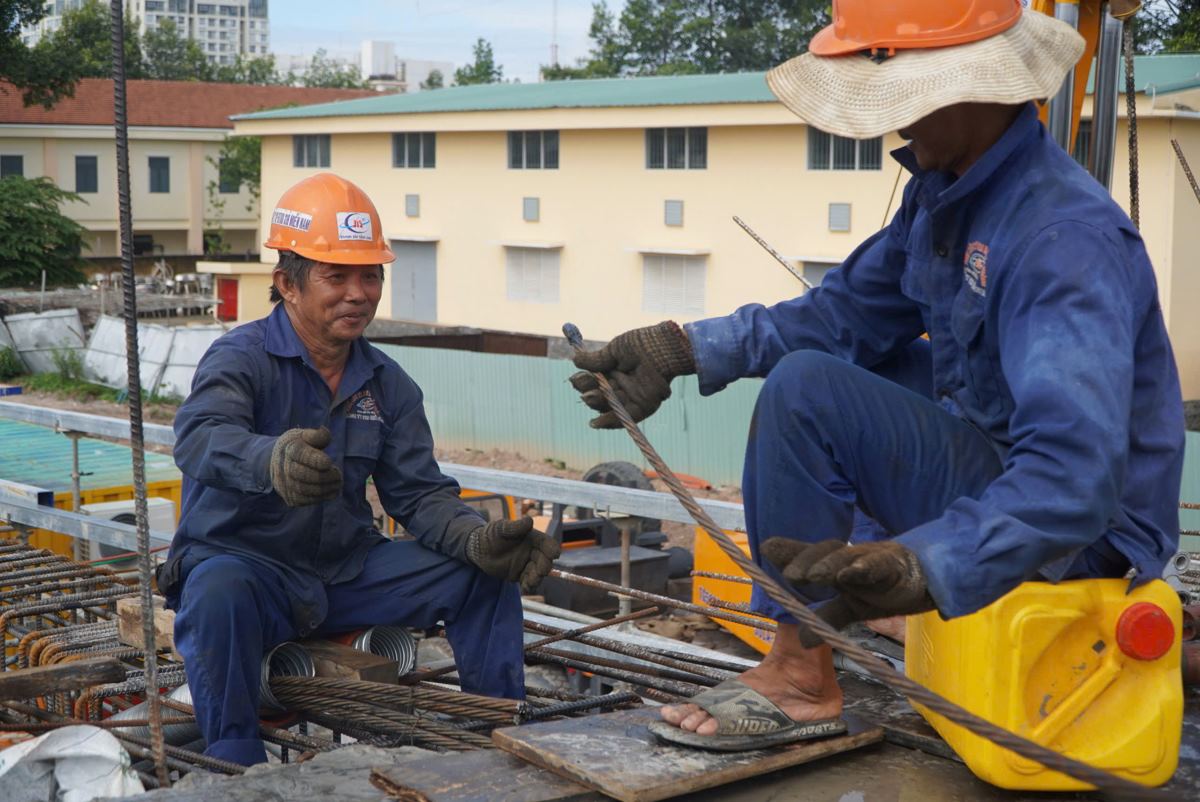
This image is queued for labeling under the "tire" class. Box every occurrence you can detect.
[576,460,662,536]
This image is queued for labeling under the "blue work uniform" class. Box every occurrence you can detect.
[685,103,1184,621]
[163,303,524,766]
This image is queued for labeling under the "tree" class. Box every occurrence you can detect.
[302,48,368,88]
[420,68,444,90]
[213,53,287,85]
[1135,1,1200,52]
[0,0,79,107]
[34,0,144,80]
[543,1,829,79]
[454,38,503,85]
[143,18,209,81]
[203,136,261,255]
[0,176,88,287]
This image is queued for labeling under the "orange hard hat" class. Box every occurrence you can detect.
[263,173,395,265]
[809,0,1023,57]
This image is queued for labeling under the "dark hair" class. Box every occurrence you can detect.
[269,250,317,304]
[268,251,385,303]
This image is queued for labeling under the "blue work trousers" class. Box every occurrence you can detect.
[172,540,524,766]
[743,349,1124,623]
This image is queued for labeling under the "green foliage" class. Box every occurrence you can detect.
[50,347,83,381]
[420,68,445,90]
[0,347,24,381]
[0,176,88,287]
[21,370,119,402]
[1136,1,1200,53]
[543,0,829,79]
[454,38,504,85]
[302,48,368,88]
[204,136,261,254]
[34,0,145,80]
[213,54,289,85]
[0,0,79,107]
[142,18,208,81]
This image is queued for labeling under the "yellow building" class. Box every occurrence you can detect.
[0,78,373,261]
[229,56,1200,397]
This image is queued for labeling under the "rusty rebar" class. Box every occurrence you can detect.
[519,691,642,722]
[526,648,700,699]
[691,570,753,584]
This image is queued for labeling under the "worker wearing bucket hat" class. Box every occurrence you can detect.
[159,173,559,766]
[570,0,1184,751]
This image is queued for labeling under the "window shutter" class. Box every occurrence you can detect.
[405,194,420,218]
[664,200,683,227]
[523,197,540,222]
[828,203,851,232]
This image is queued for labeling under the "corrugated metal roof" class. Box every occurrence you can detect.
[236,55,1200,124]
[233,72,775,121]
[0,419,179,493]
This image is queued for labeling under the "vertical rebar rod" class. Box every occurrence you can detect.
[1124,18,1140,228]
[109,0,168,787]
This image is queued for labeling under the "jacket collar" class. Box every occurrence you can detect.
[264,303,387,401]
[890,102,1041,213]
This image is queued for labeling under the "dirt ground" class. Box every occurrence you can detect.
[7,390,744,550]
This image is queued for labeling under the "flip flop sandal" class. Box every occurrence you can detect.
[646,677,847,752]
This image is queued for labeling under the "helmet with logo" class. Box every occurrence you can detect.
[263,173,395,265]
[809,0,1022,57]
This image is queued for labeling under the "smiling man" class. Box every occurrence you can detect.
[569,0,1184,751]
[158,173,559,766]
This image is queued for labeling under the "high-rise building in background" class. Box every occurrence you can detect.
[361,40,453,93]
[21,0,270,66]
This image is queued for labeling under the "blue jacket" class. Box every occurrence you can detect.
[686,104,1184,617]
[168,304,484,633]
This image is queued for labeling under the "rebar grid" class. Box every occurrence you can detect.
[563,322,1161,800]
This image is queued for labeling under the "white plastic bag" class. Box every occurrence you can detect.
[0,725,144,802]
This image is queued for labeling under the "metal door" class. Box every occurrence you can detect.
[390,240,437,323]
[216,277,238,322]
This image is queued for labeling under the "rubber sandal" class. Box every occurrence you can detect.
[646,677,847,752]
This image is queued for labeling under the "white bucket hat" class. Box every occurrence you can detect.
[766,8,1086,140]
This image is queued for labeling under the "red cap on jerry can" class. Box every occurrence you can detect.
[1116,602,1175,661]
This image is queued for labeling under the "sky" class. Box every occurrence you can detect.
[269,0,628,83]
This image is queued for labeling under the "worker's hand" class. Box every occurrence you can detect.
[467,517,561,594]
[269,427,342,507]
[761,538,935,635]
[569,321,696,428]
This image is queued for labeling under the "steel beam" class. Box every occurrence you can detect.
[0,493,173,553]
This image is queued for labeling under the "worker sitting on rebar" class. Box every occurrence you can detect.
[570,0,1184,751]
[156,173,559,766]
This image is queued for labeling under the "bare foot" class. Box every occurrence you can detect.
[659,624,843,736]
[865,615,906,643]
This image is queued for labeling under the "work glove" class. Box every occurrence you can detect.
[569,321,696,429]
[761,538,936,644]
[269,427,343,507]
[467,517,561,594]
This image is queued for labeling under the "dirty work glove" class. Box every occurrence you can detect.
[569,321,695,429]
[761,539,935,643]
[467,517,561,594]
[269,427,342,507]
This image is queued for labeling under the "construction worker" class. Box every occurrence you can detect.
[157,173,560,766]
[571,0,1185,750]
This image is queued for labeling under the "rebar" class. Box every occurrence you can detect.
[270,676,523,723]
[519,691,641,722]
[563,322,1160,799]
[522,620,734,683]
[116,732,245,776]
[547,569,777,632]
[277,694,489,751]
[534,645,712,686]
[691,570,753,584]
[526,648,701,699]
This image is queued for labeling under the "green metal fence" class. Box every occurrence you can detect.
[378,345,1200,549]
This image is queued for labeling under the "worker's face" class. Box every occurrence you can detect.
[898,105,970,174]
[280,263,383,347]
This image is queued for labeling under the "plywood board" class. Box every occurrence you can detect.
[492,707,883,802]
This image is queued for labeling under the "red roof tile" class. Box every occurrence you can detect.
[0,79,379,129]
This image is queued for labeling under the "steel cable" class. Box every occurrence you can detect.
[1124,20,1140,228]
[563,322,1162,800]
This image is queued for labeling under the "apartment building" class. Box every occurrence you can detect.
[22,0,269,64]
[226,56,1200,397]
[0,78,373,260]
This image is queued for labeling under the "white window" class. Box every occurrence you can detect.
[807,129,882,171]
[642,253,705,315]
[505,247,560,303]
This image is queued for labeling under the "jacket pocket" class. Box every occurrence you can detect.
[950,289,1004,419]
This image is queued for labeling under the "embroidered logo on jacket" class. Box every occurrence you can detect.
[347,389,383,422]
[963,241,989,296]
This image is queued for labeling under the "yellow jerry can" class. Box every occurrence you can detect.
[905,578,1182,790]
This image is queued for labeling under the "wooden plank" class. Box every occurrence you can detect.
[116,595,180,659]
[0,657,126,701]
[299,638,399,684]
[369,749,603,802]
[492,707,883,802]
